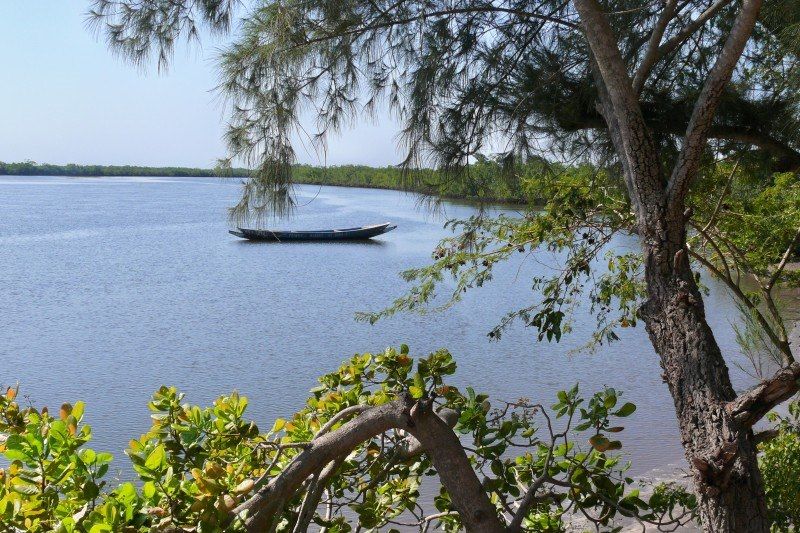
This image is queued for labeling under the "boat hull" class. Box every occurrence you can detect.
[229,223,397,241]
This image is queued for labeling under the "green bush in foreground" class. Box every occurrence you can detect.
[761,400,800,531]
[0,347,705,531]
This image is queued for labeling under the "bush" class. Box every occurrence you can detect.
[0,347,697,532]
[760,399,800,531]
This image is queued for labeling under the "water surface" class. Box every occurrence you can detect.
[0,176,756,480]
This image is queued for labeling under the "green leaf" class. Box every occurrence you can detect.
[3,435,31,462]
[96,452,114,464]
[603,392,617,409]
[72,401,85,421]
[3,448,31,462]
[413,372,425,389]
[615,402,637,417]
[490,460,504,476]
[12,483,38,495]
[142,481,156,499]
[271,418,287,433]
[144,444,165,470]
[80,448,97,464]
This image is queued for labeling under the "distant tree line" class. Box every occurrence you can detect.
[293,157,569,204]
[0,160,250,178]
[1,159,566,203]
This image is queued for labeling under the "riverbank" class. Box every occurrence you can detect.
[292,172,531,206]
[0,161,250,178]
[0,161,535,204]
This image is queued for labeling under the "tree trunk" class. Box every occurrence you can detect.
[639,227,770,532]
[567,0,769,526]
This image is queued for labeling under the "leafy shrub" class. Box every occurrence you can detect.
[0,347,697,532]
[761,399,800,531]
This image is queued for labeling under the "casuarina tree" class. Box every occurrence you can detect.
[89,1,800,530]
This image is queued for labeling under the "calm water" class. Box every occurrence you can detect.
[0,176,756,480]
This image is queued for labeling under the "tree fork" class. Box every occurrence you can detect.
[230,395,505,532]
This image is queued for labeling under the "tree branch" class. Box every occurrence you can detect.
[315,404,371,439]
[289,5,579,51]
[507,436,555,531]
[726,362,800,428]
[405,400,506,532]
[655,0,736,67]
[686,245,788,360]
[632,0,679,93]
[230,396,503,532]
[753,428,780,445]
[291,457,344,533]
[767,225,800,291]
[233,398,411,531]
[707,126,800,172]
[575,0,666,217]
[560,110,800,172]
[701,159,739,234]
[666,0,763,214]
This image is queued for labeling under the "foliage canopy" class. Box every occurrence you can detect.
[89,0,800,222]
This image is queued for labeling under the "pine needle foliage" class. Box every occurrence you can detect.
[88,0,800,223]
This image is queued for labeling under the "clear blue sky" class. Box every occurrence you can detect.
[0,2,400,168]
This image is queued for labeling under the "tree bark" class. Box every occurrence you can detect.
[640,244,770,531]
[231,396,505,532]
[571,0,771,530]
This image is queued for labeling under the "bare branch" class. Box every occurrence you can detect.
[632,0,679,93]
[315,404,371,439]
[230,396,503,532]
[656,0,736,64]
[726,362,800,428]
[701,159,739,234]
[767,225,800,291]
[666,0,763,213]
[686,246,788,360]
[753,429,780,445]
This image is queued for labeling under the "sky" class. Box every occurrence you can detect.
[0,2,401,168]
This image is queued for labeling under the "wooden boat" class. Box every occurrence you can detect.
[229,222,397,241]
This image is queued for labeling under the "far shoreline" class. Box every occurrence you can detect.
[0,162,537,207]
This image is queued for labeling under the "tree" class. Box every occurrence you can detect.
[87,0,800,530]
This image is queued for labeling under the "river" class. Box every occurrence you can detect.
[0,175,758,482]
